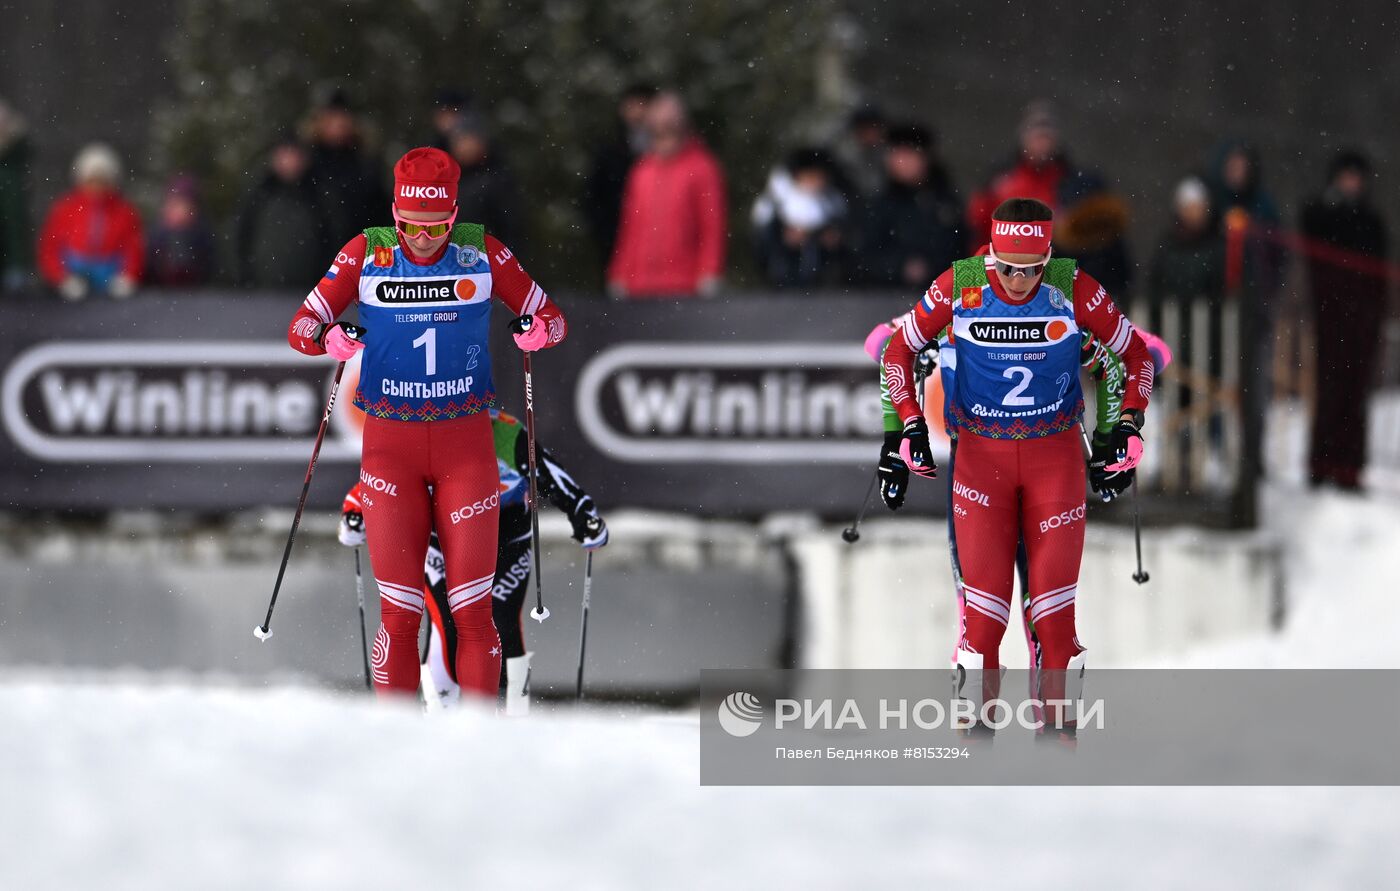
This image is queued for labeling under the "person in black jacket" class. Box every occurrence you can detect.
[305,89,386,242]
[751,148,847,288]
[1300,150,1389,490]
[0,97,33,293]
[448,115,525,250]
[853,123,962,288]
[1147,176,1227,373]
[235,135,332,288]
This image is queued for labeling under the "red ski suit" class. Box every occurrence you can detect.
[289,230,564,699]
[883,260,1154,675]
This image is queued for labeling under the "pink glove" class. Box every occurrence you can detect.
[511,315,548,352]
[1106,434,1144,472]
[899,438,937,479]
[864,321,895,363]
[321,323,365,361]
[1138,329,1173,374]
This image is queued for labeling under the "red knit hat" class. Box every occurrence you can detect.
[393,147,460,213]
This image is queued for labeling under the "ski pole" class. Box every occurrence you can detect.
[841,470,879,544]
[255,357,351,641]
[521,324,550,623]
[353,547,371,689]
[1131,476,1150,585]
[576,551,594,700]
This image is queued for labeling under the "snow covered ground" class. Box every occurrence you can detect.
[2,483,1398,889]
[1,678,1396,890]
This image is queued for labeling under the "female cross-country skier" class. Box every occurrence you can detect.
[288,147,566,701]
[867,308,1172,736]
[878,196,1157,736]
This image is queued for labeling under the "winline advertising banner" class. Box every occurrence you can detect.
[0,292,919,514]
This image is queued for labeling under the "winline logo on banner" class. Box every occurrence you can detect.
[1,341,362,463]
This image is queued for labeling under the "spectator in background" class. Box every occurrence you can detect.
[37,143,143,300]
[429,88,469,152]
[1301,150,1389,490]
[853,123,962,288]
[1210,140,1287,298]
[236,133,331,288]
[1056,169,1132,296]
[751,148,847,289]
[832,105,887,202]
[306,88,385,241]
[1148,176,1225,307]
[965,101,1070,249]
[0,97,33,293]
[1209,140,1287,514]
[607,91,726,300]
[965,101,1132,286]
[146,174,215,287]
[1147,176,1227,452]
[448,114,523,248]
[584,83,656,271]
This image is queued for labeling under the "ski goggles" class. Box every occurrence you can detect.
[987,247,1052,278]
[392,207,457,238]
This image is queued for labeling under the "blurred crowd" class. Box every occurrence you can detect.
[0,89,1386,307]
[0,87,1391,486]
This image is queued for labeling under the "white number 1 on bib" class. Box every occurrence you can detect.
[413,327,437,377]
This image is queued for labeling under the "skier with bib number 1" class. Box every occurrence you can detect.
[287,146,566,702]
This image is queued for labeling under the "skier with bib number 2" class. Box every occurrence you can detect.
[879,197,1156,739]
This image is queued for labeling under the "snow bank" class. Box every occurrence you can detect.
[1,677,1395,890]
[1167,484,1400,667]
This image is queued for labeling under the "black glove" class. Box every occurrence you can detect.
[878,431,910,510]
[900,416,937,479]
[569,497,608,550]
[1088,435,1133,502]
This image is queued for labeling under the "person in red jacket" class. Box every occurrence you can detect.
[37,143,144,300]
[964,103,1069,250]
[606,91,727,299]
[287,146,566,702]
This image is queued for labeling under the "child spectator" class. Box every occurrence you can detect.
[751,148,847,288]
[146,174,215,287]
[37,143,143,300]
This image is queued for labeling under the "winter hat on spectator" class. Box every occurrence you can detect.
[316,85,354,113]
[1020,100,1059,137]
[432,88,469,112]
[785,147,835,179]
[1174,177,1209,211]
[73,143,121,185]
[393,147,460,213]
[1328,149,1371,181]
[885,123,934,152]
[847,104,885,130]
